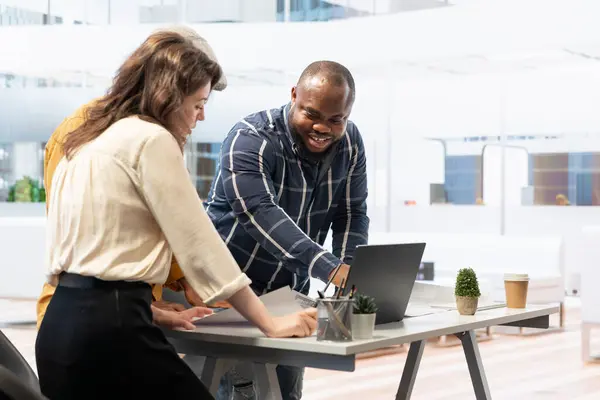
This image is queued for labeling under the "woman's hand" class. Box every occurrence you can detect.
[265,309,318,338]
[226,286,318,338]
[152,300,186,312]
[151,305,213,330]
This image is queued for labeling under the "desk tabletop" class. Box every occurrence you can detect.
[166,304,558,356]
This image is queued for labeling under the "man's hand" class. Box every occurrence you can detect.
[328,263,350,288]
[152,300,185,312]
[178,278,208,307]
[151,305,213,331]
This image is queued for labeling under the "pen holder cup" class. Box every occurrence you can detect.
[316,298,353,342]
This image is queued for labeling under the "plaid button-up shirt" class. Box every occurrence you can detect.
[204,103,369,294]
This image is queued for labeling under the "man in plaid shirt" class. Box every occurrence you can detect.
[205,61,369,400]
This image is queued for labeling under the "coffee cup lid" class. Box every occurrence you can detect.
[504,273,529,281]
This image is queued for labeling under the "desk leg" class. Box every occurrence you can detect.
[395,340,425,400]
[252,363,282,400]
[183,355,235,395]
[455,330,491,400]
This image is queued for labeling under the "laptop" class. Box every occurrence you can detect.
[295,242,426,325]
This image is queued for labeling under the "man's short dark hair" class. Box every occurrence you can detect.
[297,60,356,104]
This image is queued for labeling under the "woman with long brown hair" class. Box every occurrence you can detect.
[35,30,317,399]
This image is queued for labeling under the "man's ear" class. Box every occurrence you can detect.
[291,86,297,103]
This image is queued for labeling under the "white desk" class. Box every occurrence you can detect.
[165,305,558,400]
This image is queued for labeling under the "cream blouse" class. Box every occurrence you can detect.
[45,116,251,304]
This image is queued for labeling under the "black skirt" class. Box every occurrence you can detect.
[35,273,213,400]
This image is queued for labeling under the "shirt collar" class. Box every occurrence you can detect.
[282,102,299,155]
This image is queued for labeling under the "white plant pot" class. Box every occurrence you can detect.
[351,313,376,339]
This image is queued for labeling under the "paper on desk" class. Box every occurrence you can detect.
[429,302,506,311]
[194,286,304,326]
[405,303,449,317]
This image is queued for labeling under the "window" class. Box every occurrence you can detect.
[531,154,569,205]
[0,143,13,199]
[444,155,482,204]
[185,142,221,199]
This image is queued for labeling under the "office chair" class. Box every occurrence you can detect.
[0,365,47,400]
[0,330,40,395]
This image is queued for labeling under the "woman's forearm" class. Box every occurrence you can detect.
[227,286,275,336]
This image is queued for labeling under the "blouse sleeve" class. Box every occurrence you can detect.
[137,129,251,304]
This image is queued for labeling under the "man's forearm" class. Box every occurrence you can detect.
[332,212,369,264]
[231,200,341,281]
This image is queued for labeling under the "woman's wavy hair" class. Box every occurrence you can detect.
[63,31,222,159]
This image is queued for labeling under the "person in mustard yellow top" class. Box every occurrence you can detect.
[35,26,215,328]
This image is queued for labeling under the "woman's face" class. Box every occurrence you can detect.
[168,81,211,139]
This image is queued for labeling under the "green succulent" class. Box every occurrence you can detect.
[454,267,481,298]
[353,293,378,314]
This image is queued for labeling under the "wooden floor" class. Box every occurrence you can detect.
[2,297,599,399]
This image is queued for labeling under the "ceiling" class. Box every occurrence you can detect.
[0,0,598,86]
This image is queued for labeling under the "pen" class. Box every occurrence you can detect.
[319,263,342,299]
[343,281,351,297]
[323,264,342,293]
[335,278,346,299]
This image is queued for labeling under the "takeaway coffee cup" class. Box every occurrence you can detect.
[504,273,529,308]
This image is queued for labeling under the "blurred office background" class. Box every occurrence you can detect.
[0,0,600,298]
[3,3,600,398]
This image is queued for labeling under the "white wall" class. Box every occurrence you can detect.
[0,85,290,143]
[386,66,600,139]
[0,217,46,299]
[0,88,104,142]
[13,143,42,182]
[0,203,45,217]
[383,205,600,292]
[387,205,600,238]
[482,145,529,206]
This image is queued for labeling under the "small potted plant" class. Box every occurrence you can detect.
[351,293,378,339]
[455,267,481,315]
